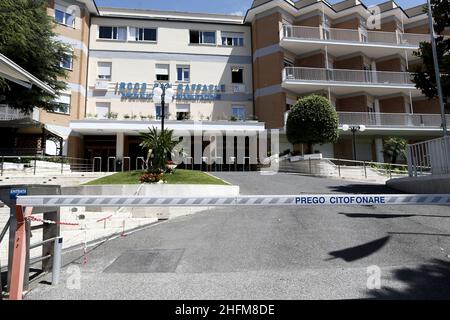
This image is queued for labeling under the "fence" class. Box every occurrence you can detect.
[338,112,450,128]
[283,67,414,86]
[407,136,450,177]
[281,25,431,46]
[0,156,93,175]
[278,157,409,180]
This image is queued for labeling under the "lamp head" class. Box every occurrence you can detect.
[359,125,366,132]
[153,87,163,97]
[342,124,350,132]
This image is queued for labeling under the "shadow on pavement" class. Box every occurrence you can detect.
[328,184,400,194]
[326,236,391,262]
[339,213,415,219]
[339,213,450,219]
[369,259,450,299]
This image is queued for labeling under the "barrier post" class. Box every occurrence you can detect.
[363,161,367,179]
[42,210,60,272]
[52,237,63,285]
[33,154,37,175]
[9,206,33,300]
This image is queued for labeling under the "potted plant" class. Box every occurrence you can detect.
[123,114,130,120]
[139,128,179,184]
[107,112,118,120]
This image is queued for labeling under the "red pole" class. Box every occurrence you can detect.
[9,206,33,300]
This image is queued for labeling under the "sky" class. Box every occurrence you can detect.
[95,0,427,16]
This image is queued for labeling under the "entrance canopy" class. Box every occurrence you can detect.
[70,120,267,136]
[0,53,55,94]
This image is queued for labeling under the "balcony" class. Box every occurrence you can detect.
[338,112,450,134]
[280,25,431,59]
[94,80,110,91]
[0,105,35,121]
[282,67,419,96]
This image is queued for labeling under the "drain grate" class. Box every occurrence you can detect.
[103,249,184,273]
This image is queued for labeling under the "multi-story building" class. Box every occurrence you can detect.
[247,0,450,162]
[0,0,97,155]
[3,0,448,168]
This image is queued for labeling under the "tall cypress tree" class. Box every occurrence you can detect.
[0,0,71,113]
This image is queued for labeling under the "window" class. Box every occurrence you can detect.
[96,102,110,119]
[97,62,112,80]
[129,27,157,42]
[155,105,169,120]
[98,26,127,41]
[176,104,190,120]
[231,67,244,84]
[52,94,71,115]
[177,66,190,82]
[55,5,75,27]
[60,53,73,70]
[221,32,244,47]
[155,64,169,81]
[190,30,216,44]
[232,106,246,121]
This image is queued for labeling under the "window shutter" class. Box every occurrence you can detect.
[156,64,169,75]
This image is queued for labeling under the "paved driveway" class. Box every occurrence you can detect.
[26,173,450,300]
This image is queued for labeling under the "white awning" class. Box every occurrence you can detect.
[0,53,55,94]
[45,124,72,140]
[70,120,266,136]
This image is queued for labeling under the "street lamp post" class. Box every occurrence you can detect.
[342,124,366,161]
[153,83,175,132]
[427,0,447,136]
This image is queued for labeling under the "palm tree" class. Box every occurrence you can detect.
[139,127,178,172]
[383,137,408,164]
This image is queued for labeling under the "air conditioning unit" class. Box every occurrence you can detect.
[94,80,109,91]
[232,84,246,93]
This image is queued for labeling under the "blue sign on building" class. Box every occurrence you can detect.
[117,82,222,101]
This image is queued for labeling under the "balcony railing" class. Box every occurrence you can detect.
[0,105,33,121]
[283,67,414,86]
[282,25,431,46]
[338,112,450,128]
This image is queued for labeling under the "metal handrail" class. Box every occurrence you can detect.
[281,24,433,46]
[337,112,450,127]
[283,67,414,85]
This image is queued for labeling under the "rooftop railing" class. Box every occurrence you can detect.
[283,67,414,86]
[282,25,431,46]
[337,112,450,128]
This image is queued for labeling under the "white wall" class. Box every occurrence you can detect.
[87,16,254,121]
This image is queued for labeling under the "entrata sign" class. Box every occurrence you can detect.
[117,82,222,101]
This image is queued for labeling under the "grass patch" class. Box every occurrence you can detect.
[84,169,229,186]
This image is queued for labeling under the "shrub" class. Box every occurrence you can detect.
[139,172,164,184]
[286,95,339,154]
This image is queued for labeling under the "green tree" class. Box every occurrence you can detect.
[411,0,450,111]
[0,0,71,113]
[383,138,407,164]
[140,127,178,172]
[286,94,339,154]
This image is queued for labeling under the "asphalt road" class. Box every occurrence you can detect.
[26,173,450,300]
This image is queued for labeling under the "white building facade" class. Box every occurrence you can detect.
[69,8,264,170]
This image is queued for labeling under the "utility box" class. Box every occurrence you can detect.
[0,184,61,292]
